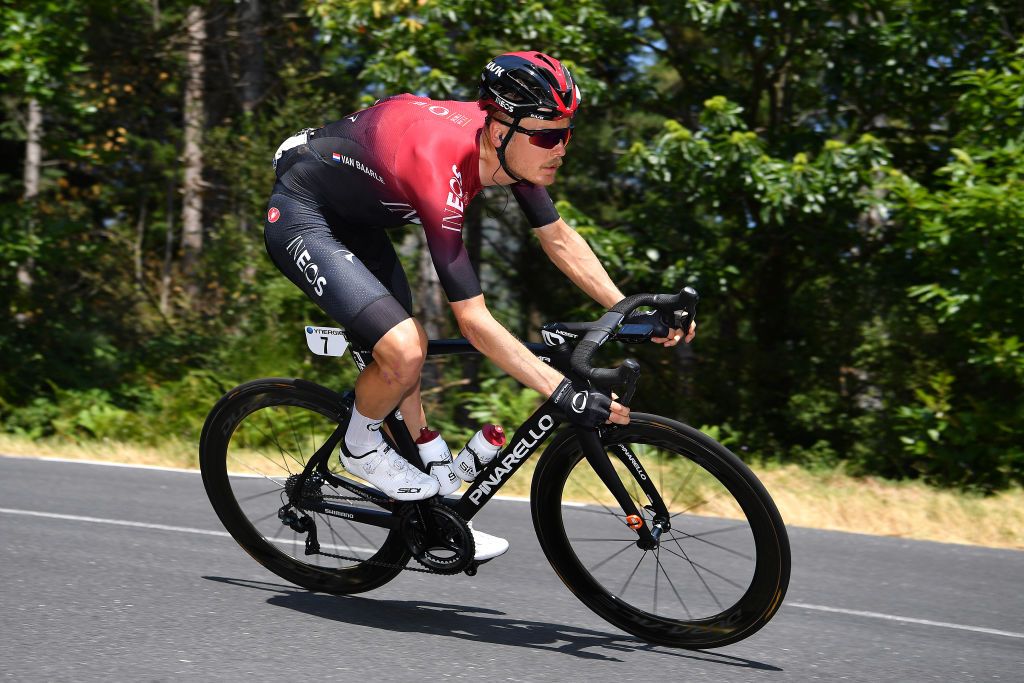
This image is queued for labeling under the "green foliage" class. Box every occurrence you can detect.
[1,1,1023,492]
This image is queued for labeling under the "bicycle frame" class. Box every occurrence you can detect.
[292,335,655,544]
[292,335,659,547]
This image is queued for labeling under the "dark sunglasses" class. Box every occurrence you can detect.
[495,119,573,149]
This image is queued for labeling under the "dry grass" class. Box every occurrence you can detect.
[2,433,1021,549]
[757,464,1024,550]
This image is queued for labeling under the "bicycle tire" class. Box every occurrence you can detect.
[531,413,790,649]
[199,377,409,594]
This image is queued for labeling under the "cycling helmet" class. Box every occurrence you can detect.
[479,51,580,121]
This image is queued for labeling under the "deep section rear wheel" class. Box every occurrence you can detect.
[199,378,408,594]
[531,414,790,648]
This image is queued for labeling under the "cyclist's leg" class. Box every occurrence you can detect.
[325,213,430,437]
[264,190,438,499]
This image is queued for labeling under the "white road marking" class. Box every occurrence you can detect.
[6,453,1021,641]
[0,508,377,555]
[789,602,1024,640]
[0,454,573,503]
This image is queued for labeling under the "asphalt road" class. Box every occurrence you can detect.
[1,454,1021,681]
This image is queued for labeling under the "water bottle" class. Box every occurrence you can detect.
[415,427,461,495]
[453,424,506,482]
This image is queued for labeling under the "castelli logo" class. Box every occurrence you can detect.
[267,207,281,223]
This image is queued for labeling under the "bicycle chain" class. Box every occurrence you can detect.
[296,493,464,575]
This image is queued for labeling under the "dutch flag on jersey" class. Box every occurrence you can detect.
[332,152,341,163]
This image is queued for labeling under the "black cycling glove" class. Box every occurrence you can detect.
[551,378,611,428]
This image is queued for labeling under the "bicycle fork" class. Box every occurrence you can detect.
[577,429,669,550]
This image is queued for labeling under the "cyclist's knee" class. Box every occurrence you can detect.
[372,318,426,387]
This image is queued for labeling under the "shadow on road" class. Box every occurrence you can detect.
[203,575,782,669]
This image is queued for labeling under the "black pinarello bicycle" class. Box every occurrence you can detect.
[199,287,790,649]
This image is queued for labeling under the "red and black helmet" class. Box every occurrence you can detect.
[479,51,581,121]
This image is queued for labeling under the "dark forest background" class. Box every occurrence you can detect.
[2,1,1022,491]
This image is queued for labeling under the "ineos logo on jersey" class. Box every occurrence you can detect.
[285,235,328,296]
[267,207,280,223]
[571,392,588,414]
[441,164,467,233]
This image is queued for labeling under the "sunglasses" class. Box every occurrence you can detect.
[495,119,573,149]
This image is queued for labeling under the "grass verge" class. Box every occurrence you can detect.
[2,432,1021,550]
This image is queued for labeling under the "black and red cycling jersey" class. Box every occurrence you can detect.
[271,94,559,302]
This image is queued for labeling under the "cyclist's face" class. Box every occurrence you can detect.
[503,117,570,186]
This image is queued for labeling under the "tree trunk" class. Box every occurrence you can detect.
[180,5,206,307]
[159,179,175,316]
[17,97,43,292]
[237,0,265,114]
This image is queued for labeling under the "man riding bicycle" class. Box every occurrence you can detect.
[263,51,695,561]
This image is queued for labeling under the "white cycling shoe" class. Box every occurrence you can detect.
[339,440,439,501]
[470,522,509,561]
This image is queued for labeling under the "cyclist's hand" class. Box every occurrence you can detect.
[608,394,630,425]
[653,320,696,347]
[552,378,621,428]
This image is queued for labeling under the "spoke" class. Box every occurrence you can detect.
[662,542,746,590]
[563,505,633,519]
[586,540,638,573]
[320,515,358,567]
[656,551,693,619]
[342,514,382,550]
[571,466,629,523]
[568,537,637,542]
[617,551,647,598]
[285,407,307,464]
[653,546,660,614]
[667,528,754,561]
[225,457,288,490]
[235,487,285,503]
[665,535,724,610]
[243,418,303,474]
[676,522,752,539]
[264,409,303,472]
[664,460,700,511]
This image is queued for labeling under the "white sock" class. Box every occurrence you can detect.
[345,405,385,454]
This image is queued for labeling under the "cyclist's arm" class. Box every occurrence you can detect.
[451,295,629,424]
[450,294,563,396]
[533,218,624,309]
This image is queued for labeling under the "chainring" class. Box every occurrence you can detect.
[398,500,475,575]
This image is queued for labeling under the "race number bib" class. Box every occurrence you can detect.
[304,325,349,357]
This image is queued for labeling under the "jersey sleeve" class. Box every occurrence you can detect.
[511,181,560,229]
[394,122,482,303]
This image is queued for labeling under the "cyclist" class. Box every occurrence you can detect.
[264,51,695,560]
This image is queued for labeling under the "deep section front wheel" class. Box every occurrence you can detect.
[531,414,790,649]
[199,378,409,594]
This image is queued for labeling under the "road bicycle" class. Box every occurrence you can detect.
[199,287,790,649]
